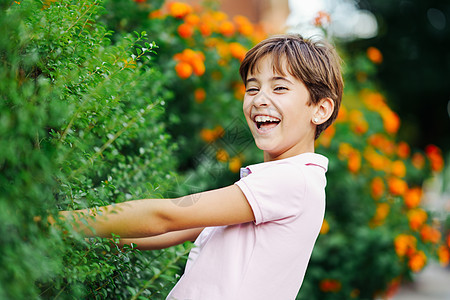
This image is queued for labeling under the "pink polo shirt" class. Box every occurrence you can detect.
[166,152,328,300]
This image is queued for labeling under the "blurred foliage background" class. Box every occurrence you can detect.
[348,0,450,152]
[0,0,448,299]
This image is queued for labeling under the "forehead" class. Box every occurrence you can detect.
[247,54,292,77]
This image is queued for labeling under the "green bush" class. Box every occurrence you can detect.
[0,0,187,298]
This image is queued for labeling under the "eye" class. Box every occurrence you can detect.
[274,86,288,92]
[245,87,259,95]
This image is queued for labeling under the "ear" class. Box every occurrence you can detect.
[312,98,334,125]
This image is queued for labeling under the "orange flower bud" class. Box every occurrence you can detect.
[216,148,229,162]
[367,47,383,64]
[320,219,329,234]
[194,88,206,103]
[148,9,163,19]
[200,128,215,142]
[397,141,410,159]
[319,279,341,292]
[411,152,425,170]
[229,156,242,173]
[314,11,331,27]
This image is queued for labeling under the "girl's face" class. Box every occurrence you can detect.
[243,55,318,161]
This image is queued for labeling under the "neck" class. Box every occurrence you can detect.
[263,143,315,162]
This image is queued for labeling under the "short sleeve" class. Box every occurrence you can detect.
[235,164,306,224]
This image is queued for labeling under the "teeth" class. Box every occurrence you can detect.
[254,115,280,123]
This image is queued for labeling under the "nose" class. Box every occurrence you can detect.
[252,91,270,107]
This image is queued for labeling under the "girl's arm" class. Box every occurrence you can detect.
[118,227,204,250]
[59,184,254,238]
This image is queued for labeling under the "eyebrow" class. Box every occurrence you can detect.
[245,76,294,85]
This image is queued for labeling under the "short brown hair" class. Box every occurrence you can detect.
[239,34,344,139]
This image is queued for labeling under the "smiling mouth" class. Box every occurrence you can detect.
[254,115,281,130]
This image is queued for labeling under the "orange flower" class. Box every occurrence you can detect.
[229,156,242,173]
[420,224,441,243]
[174,49,205,77]
[408,250,427,272]
[184,13,200,26]
[178,23,194,38]
[175,61,193,79]
[367,47,383,64]
[390,160,406,177]
[199,22,212,36]
[219,21,235,36]
[394,234,416,257]
[216,148,229,162]
[425,144,444,172]
[363,91,386,111]
[233,82,246,100]
[388,177,408,196]
[381,109,400,134]
[348,150,361,173]
[438,245,450,266]
[318,125,335,148]
[314,11,331,27]
[319,279,341,292]
[194,88,206,103]
[407,208,427,231]
[320,219,329,234]
[397,141,410,159]
[372,202,390,226]
[148,9,163,19]
[338,142,353,159]
[200,128,215,142]
[370,177,385,200]
[200,126,224,143]
[168,2,192,19]
[404,187,422,209]
[411,152,425,170]
[191,59,205,76]
[336,105,347,122]
[233,15,253,36]
[229,42,247,62]
[348,109,368,135]
[364,148,390,171]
